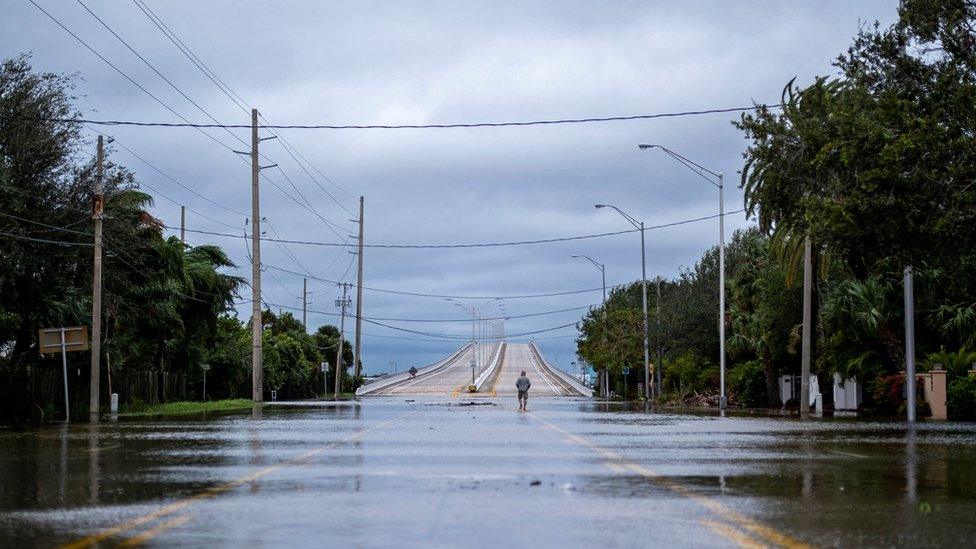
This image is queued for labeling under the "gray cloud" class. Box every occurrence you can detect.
[3,0,898,372]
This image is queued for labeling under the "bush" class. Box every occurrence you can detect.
[663,351,713,394]
[948,376,976,421]
[865,374,929,417]
[730,360,767,408]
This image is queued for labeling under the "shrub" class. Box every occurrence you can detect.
[948,376,976,421]
[730,360,767,408]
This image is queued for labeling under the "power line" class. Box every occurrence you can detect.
[50,105,781,130]
[361,317,577,340]
[128,0,358,213]
[162,209,744,249]
[0,229,92,247]
[265,263,627,300]
[26,0,240,154]
[74,0,250,151]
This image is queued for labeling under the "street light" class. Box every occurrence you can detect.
[594,204,651,402]
[572,254,609,398]
[638,143,726,408]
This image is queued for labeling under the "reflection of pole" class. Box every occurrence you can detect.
[904,266,917,422]
[61,328,69,422]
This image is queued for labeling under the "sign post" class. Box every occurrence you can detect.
[38,326,90,421]
[201,364,211,402]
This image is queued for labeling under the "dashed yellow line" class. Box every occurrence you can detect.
[528,412,811,549]
[60,417,402,549]
[116,515,192,547]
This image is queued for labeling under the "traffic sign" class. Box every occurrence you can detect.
[38,326,89,354]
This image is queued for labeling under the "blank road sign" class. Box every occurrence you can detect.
[38,326,90,354]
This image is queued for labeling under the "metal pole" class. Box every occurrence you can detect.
[302,277,308,329]
[250,108,263,402]
[800,235,812,420]
[61,328,69,422]
[657,276,663,398]
[335,283,349,400]
[203,369,207,402]
[718,174,727,409]
[353,196,365,379]
[904,266,917,422]
[640,222,650,400]
[90,135,104,421]
[180,205,186,244]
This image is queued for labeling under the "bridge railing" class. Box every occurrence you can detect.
[472,341,506,392]
[356,342,474,396]
[528,342,593,396]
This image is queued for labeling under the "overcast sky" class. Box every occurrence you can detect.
[4,0,897,375]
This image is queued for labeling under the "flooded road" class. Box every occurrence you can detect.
[2,399,975,547]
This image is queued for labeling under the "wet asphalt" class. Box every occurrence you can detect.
[1,399,976,548]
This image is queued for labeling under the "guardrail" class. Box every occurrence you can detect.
[355,342,474,396]
[471,342,506,392]
[528,342,593,397]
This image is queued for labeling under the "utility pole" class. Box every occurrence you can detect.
[90,135,104,421]
[335,283,351,400]
[656,276,663,397]
[238,109,278,403]
[302,277,308,329]
[353,196,365,379]
[250,108,263,403]
[800,236,813,420]
[180,205,186,244]
[640,221,650,400]
[904,266,917,422]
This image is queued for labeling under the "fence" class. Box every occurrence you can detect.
[21,366,186,418]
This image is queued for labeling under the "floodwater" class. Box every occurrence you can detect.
[1,399,975,547]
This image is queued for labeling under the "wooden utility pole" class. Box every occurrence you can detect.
[180,205,186,244]
[90,135,104,421]
[353,197,365,379]
[302,277,308,329]
[800,235,812,419]
[335,283,351,400]
[250,108,263,402]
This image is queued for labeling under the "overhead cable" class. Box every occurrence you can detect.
[47,105,781,130]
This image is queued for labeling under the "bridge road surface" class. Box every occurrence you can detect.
[369,345,479,396]
[3,400,976,547]
[489,343,579,397]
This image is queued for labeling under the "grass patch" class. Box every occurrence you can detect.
[119,399,253,417]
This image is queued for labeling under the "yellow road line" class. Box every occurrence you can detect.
[61,417,401,549]
[116,515,192,547]
[528,413,811,549]
[700,519,768,549]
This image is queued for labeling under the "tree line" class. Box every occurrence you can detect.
[576,0,976,418]
[0,55,356,422]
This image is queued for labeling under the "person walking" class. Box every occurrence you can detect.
[516,370,531,411]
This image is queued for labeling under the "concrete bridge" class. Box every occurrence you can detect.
[357,342,591,397]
